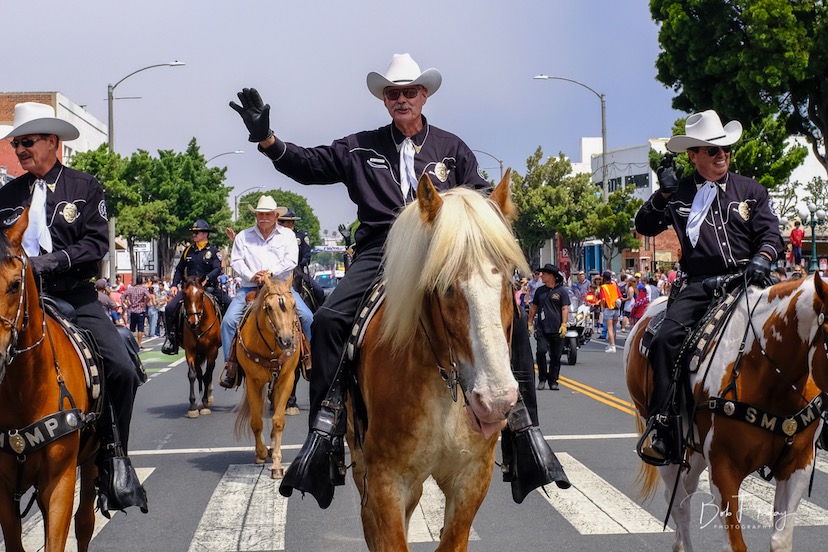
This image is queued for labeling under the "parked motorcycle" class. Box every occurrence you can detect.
[561,291,594,366]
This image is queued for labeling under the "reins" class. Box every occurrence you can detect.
[237,287,298,373]
[183,286,218,341]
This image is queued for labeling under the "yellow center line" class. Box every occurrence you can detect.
[557,375,637,416]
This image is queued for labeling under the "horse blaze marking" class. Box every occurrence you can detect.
[538,453,669,535]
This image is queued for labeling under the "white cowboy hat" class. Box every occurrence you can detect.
[3,102,80,141]
[247,195,288,216]
[366,53,442,100]
[666,110,742,153]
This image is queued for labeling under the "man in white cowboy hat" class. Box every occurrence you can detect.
[218,195,314,388]
[161,218,229,354]
[0,102,147,514]
[634,109,783,464]
[230,53,567,507]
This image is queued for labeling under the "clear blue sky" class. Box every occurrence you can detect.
[4,0,682,233]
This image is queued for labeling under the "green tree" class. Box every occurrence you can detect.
[591,187,644,266]
[511,147,601,269]
[651,0,828,172]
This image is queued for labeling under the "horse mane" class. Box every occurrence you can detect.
[380,187,529,352]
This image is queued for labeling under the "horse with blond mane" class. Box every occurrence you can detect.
[342,172,529,551]
[625,274,828,552]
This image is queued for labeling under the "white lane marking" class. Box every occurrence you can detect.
[538,453,669,535]
[814,452,828,474]
[189,464,288,552]
[699,471,828,527]
[408,477,480,543]
[16,468,154,550]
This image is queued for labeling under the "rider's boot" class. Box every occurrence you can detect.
[161,330,178,355]
[96,401,148,518]
[279,399,345,509]
[502,397,570,504]
[219,336,240,389]
[638,413,680,465]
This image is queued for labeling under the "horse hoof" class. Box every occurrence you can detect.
[186,410,199,419]
[255,457,266,465]
[271,467,285,479]
[207,396,214,406]
[199,408,212,415]
[285,406,300,416]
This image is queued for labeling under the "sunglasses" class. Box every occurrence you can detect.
[10,136,48,149]
[383,87,422,101]
[691,145,732,156]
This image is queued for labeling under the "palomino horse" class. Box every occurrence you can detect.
[181,275,221,418]
[234,276,300,478]
[0,214,98,552]
[625,274,828,552]
[347,171,528,551]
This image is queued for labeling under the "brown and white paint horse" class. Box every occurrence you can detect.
[625,274,828,552]
[347,171,528,551]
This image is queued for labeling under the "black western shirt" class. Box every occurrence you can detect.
[635,171,783,277]
[259,116,488,249]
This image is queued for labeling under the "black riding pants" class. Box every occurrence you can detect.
[56,286,140,452]
[647,281,710,417]
[539,333,564,385]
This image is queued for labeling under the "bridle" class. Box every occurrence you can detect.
[0,255,45,365]
[183,284,217,340]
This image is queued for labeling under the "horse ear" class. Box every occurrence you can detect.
[5,208,29,251]
[417,173,442,224]
[286,272,294,288]
[489,168,514,220]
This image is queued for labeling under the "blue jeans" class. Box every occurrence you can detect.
[221,286,313,361]
[146,306,158,337]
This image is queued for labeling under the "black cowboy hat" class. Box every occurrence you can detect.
[278,208,301,221]
[540,263,563,282]
[189,219,213,233]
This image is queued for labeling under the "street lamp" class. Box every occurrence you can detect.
[533,74,607,202]
[798,203,826,273]
[471,149,504,179]
[106,61,185,284]
[206,150,244,164]
[234,186,265,221]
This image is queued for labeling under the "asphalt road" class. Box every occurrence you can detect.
[6,330,828,551]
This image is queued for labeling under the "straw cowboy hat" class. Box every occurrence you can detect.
[3,102,80,141]
[247,195,288,217]
[366,53,442,100]
[666,110,742,153]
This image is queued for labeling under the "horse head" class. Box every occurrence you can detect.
[259,274,297,351]
[0,209,33,385]
[182,275,206,330]
[809,271,828,392]
[382,170,528,438]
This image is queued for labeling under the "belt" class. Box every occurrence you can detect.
[686,273,737,284]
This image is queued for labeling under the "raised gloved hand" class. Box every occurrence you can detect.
[559,322,567,338]
[29,254,60,277]
[229,88,274,143]
[656,153,683,195]
[745,254,772,286]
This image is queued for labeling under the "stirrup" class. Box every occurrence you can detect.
[636,414,681,467]
[279,409,345,509]
[96,449,148,518]
[161,334,178,355]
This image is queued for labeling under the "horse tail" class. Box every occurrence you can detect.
[234,386,252,440]
[632,414,660,501]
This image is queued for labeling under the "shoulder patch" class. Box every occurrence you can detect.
[98,200,108,220]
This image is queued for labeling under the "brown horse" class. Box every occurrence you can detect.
[233,276,300,479]
[181,275,221,418]
[0,214,98,552]
[625,275,828,552]
[347,172,528,551]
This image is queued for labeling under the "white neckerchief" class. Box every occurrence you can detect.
[22,176,55,256]
[399,137,416,202]
[686,181,718,248]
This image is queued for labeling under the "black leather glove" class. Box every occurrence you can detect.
[745,254,772,285]
[229,88,274,143]
[29,254,60,277]
[656,153,683,195]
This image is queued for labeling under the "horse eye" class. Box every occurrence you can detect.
[7,279,21,294]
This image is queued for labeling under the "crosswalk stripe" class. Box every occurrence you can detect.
[538,453,669,535]
[408,477,480,543]
[814,452,828,474]
[698,470,828,527]
[189,464,287,552]
[16,467,154,550]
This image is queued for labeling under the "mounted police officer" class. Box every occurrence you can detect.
[635,110,783,463]
[231,52,567,507]
[162,219,230,355]
[0,102,147,514]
